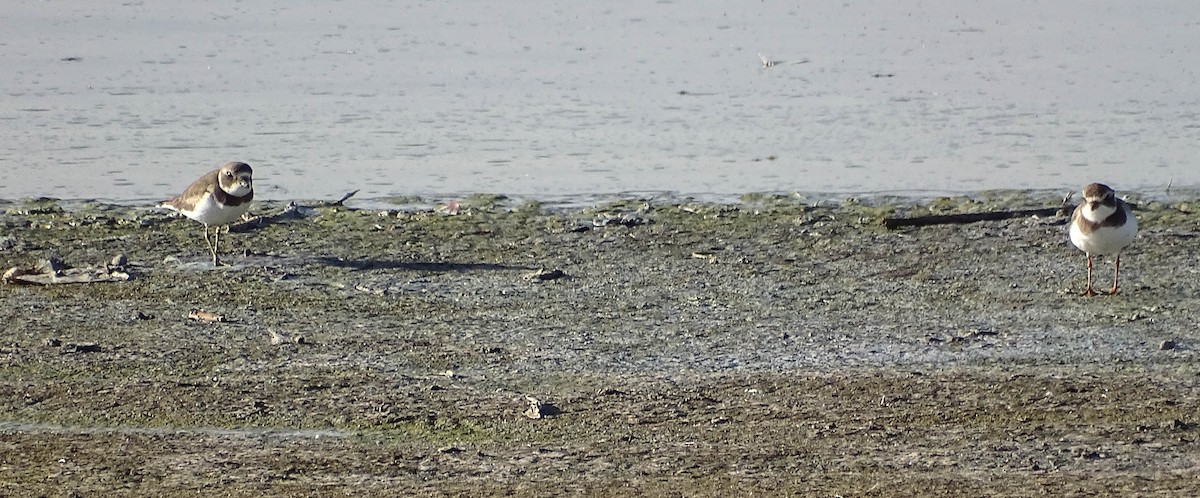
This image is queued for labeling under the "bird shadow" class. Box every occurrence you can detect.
[314,256,530,273]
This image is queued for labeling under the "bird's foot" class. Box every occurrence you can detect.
[1080,287,1099,297]
[1106,286,1120,296]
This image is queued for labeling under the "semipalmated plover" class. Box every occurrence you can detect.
[1068,183,1137,296]
[159,162,254,266]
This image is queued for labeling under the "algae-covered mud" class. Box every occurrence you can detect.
[2,192,1200,496]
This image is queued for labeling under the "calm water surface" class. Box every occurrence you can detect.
[2,1,1198,203]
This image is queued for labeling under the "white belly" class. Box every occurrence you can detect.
[1069,215,1137,256]
[178,192,251,226]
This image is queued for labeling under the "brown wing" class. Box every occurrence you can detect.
[161,169,219,212]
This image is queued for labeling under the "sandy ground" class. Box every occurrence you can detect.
[2,192,1200,496]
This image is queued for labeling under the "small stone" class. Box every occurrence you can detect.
[44,338,61,347]
[524,268,566,281]
[66,343,102,353]
[1161,419,1189,431]
[292,335,307,345]
[1160,340,1177,351]
[269,329,287,346]
[110,254,128,267]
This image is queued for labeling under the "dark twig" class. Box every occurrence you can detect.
[882,207,1063,230]
[331,189,359,206]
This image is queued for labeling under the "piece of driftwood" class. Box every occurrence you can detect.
[882,207,1065,230]
[3,259,131,285]
[233,190,360,230]
[327,189,359,207]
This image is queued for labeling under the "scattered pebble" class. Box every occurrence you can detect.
[269,329,287,346]
[524,268,566,281]
[1162,419,1190,430]
[110,254,128,267]
[593,212,650,228]
[438,201,461,215]
[1160,340,1177,351]
[65,343,102,353]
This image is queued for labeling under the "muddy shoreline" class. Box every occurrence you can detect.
[2,192,1199,496]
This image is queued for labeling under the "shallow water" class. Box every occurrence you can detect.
[3,0,1199,203]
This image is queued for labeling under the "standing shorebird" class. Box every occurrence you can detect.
[1068,183,1137,296]
[159,162,255,266]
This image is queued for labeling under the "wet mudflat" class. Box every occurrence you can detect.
[1,192,1199,496]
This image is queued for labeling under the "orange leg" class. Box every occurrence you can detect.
[1107,254,1121,295]
[1081,254,1098,297]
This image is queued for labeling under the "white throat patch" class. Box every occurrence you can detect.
[223,180,252,197]
[1081,202,1116,223]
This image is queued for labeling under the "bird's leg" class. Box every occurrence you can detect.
[200,223,222,266]
[1081,254,1098,297]
[200,224,216,262]
[211,225,224,266]
[1107,254,1121,295]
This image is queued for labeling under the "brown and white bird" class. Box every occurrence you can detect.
[1068,183,1137,296]
[159,162,254,266]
